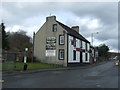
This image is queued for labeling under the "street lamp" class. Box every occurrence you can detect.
[91,32,99,46]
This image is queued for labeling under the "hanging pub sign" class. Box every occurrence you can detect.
[46,37,56,56]
[76,48,85,52]
[76,48,80,51]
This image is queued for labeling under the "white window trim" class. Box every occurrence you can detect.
[59,49,64,60]
[59,35,64,45]
[53,24,57,32]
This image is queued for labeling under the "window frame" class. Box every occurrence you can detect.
[59,35,65,45]
[73,37,76,47]
[73,50,76,60]
[58,49,64,60]
[85,53,88,61]
[52,24,57,32]
[80,40,82,48]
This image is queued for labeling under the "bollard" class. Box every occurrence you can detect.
[24,63,28,71]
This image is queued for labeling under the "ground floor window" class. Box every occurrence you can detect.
[59,49,64,60]
[85,53,88,61]
[73,50,76,60]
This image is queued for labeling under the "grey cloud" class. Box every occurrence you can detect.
[1,2,118,52]
[107,39,118,51]
[69,2,118,25]
[2,2,117,25]
[2,2,63,26]
[96,25,118,41]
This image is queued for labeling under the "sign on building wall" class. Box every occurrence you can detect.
[46,37,56,56]
[46,50,56,56]
[46,37,56,50]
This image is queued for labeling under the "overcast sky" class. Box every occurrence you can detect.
[0,2,118,52]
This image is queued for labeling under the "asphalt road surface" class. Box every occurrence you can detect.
[2,61,119,88]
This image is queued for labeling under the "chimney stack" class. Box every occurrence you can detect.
[46,16,56,21]
[71,26,79,33]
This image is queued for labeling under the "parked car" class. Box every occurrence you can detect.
[113,56,119,66]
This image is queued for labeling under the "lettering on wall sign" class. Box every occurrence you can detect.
[46,37,56,56]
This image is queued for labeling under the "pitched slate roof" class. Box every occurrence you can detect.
[56,21,90,43]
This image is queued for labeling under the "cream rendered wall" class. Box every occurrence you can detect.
[34,22,47,62]
[34,16,68,66]
[55,22,68,66]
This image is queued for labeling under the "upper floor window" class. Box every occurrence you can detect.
[73,37,76,47]
[52,24,57,32]
[59,35,64,45]
[80,40,82,48]
[71,37,76,47]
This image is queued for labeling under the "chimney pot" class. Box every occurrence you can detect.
[71,26,79,33]
[46,16,56,21]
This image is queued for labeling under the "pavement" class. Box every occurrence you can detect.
[2,60,111,76]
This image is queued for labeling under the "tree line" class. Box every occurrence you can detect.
[1,23,32,52]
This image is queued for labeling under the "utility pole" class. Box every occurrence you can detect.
[91,32,99,46]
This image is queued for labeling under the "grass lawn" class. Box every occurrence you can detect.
[2,61,15,71]
[2,61,64,71]
[15,62,64,71]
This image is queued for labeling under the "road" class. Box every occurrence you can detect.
[2,61,119,88]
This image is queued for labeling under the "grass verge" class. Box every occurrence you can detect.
[2,62,64,71]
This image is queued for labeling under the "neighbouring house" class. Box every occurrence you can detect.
[90,46,98,63]
[34,16,93,67]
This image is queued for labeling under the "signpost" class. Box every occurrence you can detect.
[23,48,28,70]
[24,48,28,63]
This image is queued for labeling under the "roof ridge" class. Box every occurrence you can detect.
[56,20,90,43]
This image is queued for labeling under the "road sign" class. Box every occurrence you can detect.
[95,51,98,57]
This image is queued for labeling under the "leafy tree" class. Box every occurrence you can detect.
[8,30,32,51]
[98,44,109,57]
[1,23,9,50]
